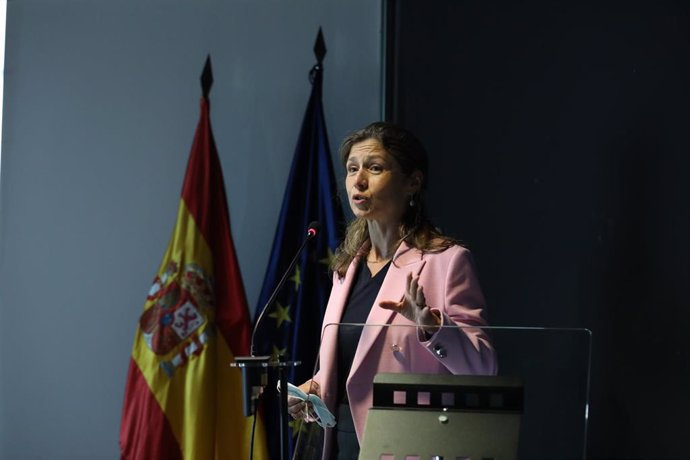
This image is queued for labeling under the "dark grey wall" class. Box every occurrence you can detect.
[0,1,381,458]
[389,0,689,458]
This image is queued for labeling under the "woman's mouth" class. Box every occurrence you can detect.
[352,194,369,205]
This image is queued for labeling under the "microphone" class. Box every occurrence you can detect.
[250,220,321,356]
[235,220,320,455]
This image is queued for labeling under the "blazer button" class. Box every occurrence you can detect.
[433,344,447,358]
[391,344,401,352]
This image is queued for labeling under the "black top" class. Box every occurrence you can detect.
[336,260,391,404]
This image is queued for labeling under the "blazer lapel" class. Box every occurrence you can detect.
[349,242,426,380]
[321,258,359,334]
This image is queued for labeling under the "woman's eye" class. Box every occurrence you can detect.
[347,165,358,174]
[369,164,383,173]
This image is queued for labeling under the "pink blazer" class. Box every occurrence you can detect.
[311,242,497,456]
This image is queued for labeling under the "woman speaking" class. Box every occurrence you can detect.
[288,122,497,459]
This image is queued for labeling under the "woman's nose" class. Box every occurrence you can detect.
[354,171,368,189]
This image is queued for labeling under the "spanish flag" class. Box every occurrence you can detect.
[120,58,268,460]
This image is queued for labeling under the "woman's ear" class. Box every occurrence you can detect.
[408,170,424,194]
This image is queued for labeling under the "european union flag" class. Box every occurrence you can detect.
[253,29,345,457]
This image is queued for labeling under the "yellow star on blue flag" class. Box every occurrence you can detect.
[290,265,301,291]
[268,301,292,328]
[272,344,288,359]
[319,247,335,267]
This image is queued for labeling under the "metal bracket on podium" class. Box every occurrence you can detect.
[359,373,523,460]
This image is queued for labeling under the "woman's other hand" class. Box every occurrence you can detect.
[287,380,321,422]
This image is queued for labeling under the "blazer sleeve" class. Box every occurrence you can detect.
[421,247,498,375]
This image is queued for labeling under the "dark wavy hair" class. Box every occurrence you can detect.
[331,121,457,277]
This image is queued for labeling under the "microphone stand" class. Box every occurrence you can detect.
[233,222,320,460]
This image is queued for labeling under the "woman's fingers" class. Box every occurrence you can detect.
[409,275,419,298]
[380,273,428,323]
[415,285,426,307]
[379,300,404,313]
[287,400,306,419]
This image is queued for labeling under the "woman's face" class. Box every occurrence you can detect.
[345,139,420,225]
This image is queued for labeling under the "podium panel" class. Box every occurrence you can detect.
[360,373,522,460]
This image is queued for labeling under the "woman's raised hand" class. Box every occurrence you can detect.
[379,272,441,334]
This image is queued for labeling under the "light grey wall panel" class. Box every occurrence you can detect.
[0,1,381,458]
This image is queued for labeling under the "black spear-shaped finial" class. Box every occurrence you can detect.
[314,27,327,64]
[201,55,213,99]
